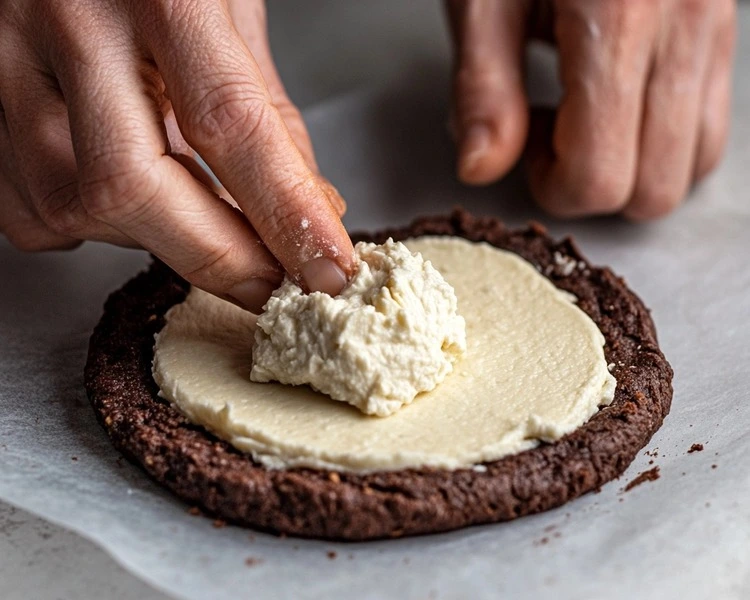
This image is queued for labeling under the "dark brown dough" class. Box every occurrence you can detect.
[85,209,673,541]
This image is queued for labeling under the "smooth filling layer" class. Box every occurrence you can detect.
[153,237,616,472]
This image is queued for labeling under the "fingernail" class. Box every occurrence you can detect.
[301,257,347,296]
[459,123,491,174]
[227,278,277,314]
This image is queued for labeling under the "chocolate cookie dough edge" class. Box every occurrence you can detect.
[84,208,673,541]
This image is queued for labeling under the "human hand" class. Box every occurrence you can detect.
[0,0,354,312]
[446,0,736,220]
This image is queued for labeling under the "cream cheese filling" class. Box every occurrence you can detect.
[152,237,616,473]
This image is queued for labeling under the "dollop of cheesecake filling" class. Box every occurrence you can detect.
[250,239,466,417]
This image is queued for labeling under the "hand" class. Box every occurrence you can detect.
[446,0,736,220]
[0,0,354,312]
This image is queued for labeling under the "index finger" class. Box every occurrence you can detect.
[142,2,354,295]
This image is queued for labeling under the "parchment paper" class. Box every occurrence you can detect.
[2,36,750,600]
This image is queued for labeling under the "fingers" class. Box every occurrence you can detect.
[50,19,284,314]
[0,53,132,247]
[622,0,715,221]
[445,0,531,185]
[693,0,736,182]
[0,159,80,252]
[144,2,354,294]
[528,1,656,217]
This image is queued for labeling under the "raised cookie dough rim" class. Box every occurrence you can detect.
[84,209,674,541]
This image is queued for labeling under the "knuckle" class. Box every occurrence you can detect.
[181,243,239,287]
[676,0,712,25]
[79,153,161,224]
[33,182,84,236]
[181,80,270,147]
[454,65,502,94]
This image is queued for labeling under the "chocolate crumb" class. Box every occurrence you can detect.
[212,519,226,528]
[327,551,337,560]
[245,557,263,567]
[71,456,78,461]
[688,443,704,454]
[648,460,654,465]
[624,466,660,492]
[187,506,201,516]
[712,464,718,469]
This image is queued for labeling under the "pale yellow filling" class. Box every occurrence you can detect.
[152,237,616,472]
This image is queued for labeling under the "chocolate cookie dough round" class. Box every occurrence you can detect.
[85,209,673,541]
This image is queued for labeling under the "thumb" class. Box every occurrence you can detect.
[446,0,532,185]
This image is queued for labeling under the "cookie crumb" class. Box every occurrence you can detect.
[688,443,704,454]
[328,472,341,483]
[245,557,263,567]
[624,466,660,492]
[187,506,201,516]
[327,551,337,560]
[212,519,226,528]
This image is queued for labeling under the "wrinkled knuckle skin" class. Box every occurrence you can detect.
[677,0,713,24]
[79,155,160,225]
[181,244,239,288]
[181,82,269,148]
[33,182,83,237]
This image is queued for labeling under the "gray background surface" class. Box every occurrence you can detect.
[2,2,748,599]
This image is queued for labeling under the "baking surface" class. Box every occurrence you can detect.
[1,1,749,599]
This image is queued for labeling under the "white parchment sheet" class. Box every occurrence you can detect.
[2,31,750,600]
